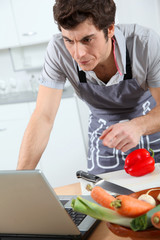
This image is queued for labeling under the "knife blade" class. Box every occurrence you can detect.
[76,170,134,195]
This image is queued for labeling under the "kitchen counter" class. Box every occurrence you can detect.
[0,85,74,105]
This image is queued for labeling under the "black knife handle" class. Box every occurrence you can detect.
[76,170,101,183]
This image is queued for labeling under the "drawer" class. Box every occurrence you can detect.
[0,103,30,121]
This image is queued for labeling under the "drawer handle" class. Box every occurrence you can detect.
[22,31,37,36]
[0,128,7,132]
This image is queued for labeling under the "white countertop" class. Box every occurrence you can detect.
[0,86,74,105]
[80,163,160,195]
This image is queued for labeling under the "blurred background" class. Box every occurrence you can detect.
[0,0,160,187]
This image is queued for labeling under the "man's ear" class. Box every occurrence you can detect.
[108,24,115,38]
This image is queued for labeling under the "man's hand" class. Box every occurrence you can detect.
[100,87,160,152]
[99,120,143,152]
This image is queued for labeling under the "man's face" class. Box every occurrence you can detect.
[61,19,114,71]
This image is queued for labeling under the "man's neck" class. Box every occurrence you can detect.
[93,46,117,83]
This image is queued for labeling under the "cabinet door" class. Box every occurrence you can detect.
[0,120,28,170]
[0,103,30,170]
[11,0,59,46]
[0,0,19,49]
[28,97,87,188]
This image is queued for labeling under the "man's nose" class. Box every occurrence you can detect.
[74,43,86,59]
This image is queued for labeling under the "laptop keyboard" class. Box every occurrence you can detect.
[66,208,87,226]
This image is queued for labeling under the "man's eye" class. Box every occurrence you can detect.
[65,39,73,44]
[83,38,92,43]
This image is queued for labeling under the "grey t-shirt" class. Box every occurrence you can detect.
[40,24,160,98]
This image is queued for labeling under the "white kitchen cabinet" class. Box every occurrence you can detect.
[0,103,30,170]
[28,96,87,188]
[0,0,19,49]
[11,0,58,46]
[0,0,58,49]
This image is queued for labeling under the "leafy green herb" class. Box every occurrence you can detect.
[130,204,160,231]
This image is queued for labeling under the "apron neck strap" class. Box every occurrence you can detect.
[124,48,132,80]
[77,66,87,83]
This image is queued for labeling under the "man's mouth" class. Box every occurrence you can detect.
[79,60,90,65]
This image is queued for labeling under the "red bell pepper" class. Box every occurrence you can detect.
[124,148,155,177]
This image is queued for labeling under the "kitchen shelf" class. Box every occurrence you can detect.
[10,43,48,71]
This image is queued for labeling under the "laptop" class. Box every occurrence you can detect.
[0,170,99,240]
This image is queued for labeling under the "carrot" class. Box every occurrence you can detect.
[110,195,154,217]
[90,186,116,210]
[151,211,160,229]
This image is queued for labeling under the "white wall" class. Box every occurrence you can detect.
[114,0,160,34]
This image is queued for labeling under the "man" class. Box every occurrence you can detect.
[17,0,160,174]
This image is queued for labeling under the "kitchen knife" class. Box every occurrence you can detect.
[76,170,134,195]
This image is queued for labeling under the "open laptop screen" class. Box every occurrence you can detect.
[0,170,99,239]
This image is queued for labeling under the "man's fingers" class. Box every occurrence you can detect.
[103,136,125,148]
[121,143,134,153]
[112,137,127,150]
[100,121,140,152]
[99,128,111,139]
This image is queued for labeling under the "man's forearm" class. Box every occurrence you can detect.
[131,104,160,136]
[17,112,53,170]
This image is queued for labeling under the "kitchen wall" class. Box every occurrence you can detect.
[115,0,160,35]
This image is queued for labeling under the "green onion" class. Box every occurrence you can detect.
[71,196,133,227]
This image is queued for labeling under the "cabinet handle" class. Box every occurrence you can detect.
[22,32,37,36]
[0,128,7,132]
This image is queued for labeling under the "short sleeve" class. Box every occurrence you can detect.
[147,30,160,88]
[39,36,67,89]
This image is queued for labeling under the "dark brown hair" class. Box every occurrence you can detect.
[53,0,116,39]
